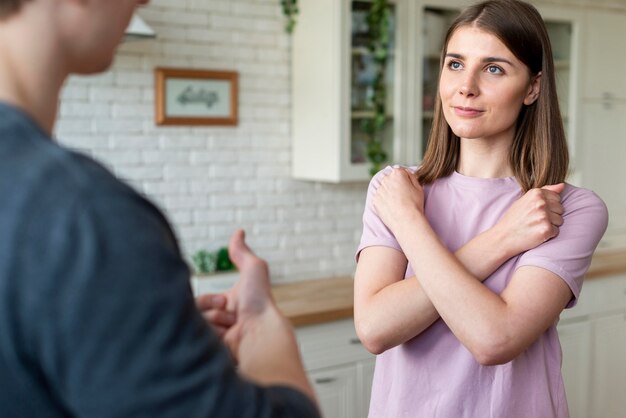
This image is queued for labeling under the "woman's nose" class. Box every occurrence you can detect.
[458,72,479,97]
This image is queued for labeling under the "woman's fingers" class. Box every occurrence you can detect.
[550,210,564,226]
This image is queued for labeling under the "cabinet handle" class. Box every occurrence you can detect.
[315,377,337,384]
[349,338,362,345]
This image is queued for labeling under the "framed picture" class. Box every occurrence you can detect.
[155,67,238,126]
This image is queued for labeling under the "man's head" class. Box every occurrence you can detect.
[0,0,149,74]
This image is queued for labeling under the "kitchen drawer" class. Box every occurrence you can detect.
[296,318,373,371]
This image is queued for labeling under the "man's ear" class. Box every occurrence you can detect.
[524,71,542,105]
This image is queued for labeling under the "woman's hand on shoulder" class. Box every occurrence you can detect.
[495,183,565,256]
[373,166,424,233]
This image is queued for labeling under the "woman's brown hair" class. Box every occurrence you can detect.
[417,0,569,191]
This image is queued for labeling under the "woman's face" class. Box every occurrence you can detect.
[439,26,540,144]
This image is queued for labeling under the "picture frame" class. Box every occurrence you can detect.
[155,67,238,126]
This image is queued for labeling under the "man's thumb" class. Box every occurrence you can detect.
[228,229,250,270]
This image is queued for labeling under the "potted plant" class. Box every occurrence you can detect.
[191,246,238,295]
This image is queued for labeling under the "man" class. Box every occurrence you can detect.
[0,0,318,416]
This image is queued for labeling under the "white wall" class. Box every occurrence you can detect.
[55,0,367,283]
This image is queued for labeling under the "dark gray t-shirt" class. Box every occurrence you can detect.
[0,103,318,417]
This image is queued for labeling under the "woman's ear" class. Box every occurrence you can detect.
[524,71,542,105]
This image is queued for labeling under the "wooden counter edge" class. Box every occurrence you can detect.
[586,249,626,279]
[272,276,355,327]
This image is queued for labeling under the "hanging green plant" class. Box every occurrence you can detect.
[280,0,299,34]
[360,0,391,176]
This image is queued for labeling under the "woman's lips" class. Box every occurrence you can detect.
[454,106,484,117]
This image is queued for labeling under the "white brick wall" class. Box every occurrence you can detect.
[55,0,368,284]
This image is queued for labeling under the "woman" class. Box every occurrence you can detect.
[354,1,608,417]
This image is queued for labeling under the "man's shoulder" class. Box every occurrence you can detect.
[0,103,135,204]
[0,114,163,245]
[27,142,140,216]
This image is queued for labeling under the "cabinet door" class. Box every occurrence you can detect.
[590,312,626,418]
[357,358,376,418]
[292,0,410,183]
[310,364,358,418]
[583,11,626,100]
[558,320,592,418]
[579,102,626,231]
[420,7,460,153]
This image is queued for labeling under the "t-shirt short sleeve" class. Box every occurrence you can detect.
[516,186,608,308]
[356,166,403,261]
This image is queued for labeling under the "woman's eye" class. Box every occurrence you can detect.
[486,65,503,74]
[448,61,462,70]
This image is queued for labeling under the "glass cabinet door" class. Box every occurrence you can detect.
[349,0,397,167]
[292,0,410,182]
[546,20,572,135]
[421,7,459,153]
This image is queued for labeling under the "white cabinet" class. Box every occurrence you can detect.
[296,318,375,418]
[558,274,626,418]
[558,321,592,418]
[292,0,419,182]
[577,9,626,232]
[590,312,626,418]
[578,101,626,231]
[310,365,359,418]
[356,359,376,418]
[582,11,626,100]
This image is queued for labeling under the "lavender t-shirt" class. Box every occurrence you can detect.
[357,168,608,418]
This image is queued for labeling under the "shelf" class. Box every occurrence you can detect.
[352,46,396,56]
[352,46,370,56]
[351,110,394,119]
[352,110,374,118]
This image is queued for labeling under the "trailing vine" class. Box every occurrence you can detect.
[280,0,299,34]
[361,0,391,176]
